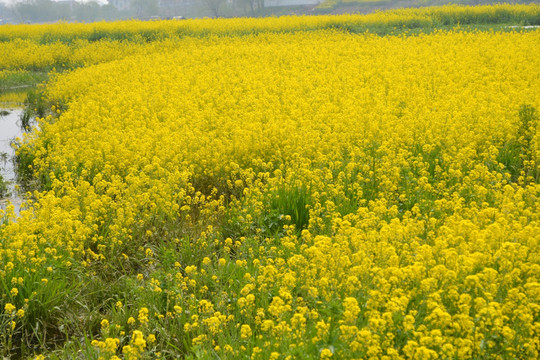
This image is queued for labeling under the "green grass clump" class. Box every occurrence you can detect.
[497,105,539,184]
[0,71,48,92]
[0,152,10,198]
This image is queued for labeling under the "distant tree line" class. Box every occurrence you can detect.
[203,0,267,18]
[4,0,120,23]
[2,0,535,24]
[0,0,277,24]
[0,0,268,23]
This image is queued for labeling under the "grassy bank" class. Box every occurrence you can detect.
[0,70,48,92]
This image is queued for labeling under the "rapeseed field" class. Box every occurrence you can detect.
[1,4,539,359]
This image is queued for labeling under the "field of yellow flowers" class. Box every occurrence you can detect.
[1,4,540,360]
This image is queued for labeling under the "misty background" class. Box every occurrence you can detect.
[0,0,537,24]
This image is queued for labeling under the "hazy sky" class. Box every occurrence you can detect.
[0,0,107,4]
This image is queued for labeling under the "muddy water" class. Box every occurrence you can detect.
[0,108,24,215]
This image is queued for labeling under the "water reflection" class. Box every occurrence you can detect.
[0,108,24,215]
[0,88,28,108]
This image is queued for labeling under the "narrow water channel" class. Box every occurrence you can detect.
[0,108,24,215]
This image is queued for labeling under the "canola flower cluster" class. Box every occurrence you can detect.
[0,38,188,71]
[1,6,540,360]
[0,4,539,71]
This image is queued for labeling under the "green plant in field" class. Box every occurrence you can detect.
[12,139,35,189]
[0,175,8,198]
[0,152,10,198]
[516,104,539,183]
[497,104,539,184]
[0,71,48,91]
[20,90,48,131]
[268,184,311,232]
[0,256,112,358]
